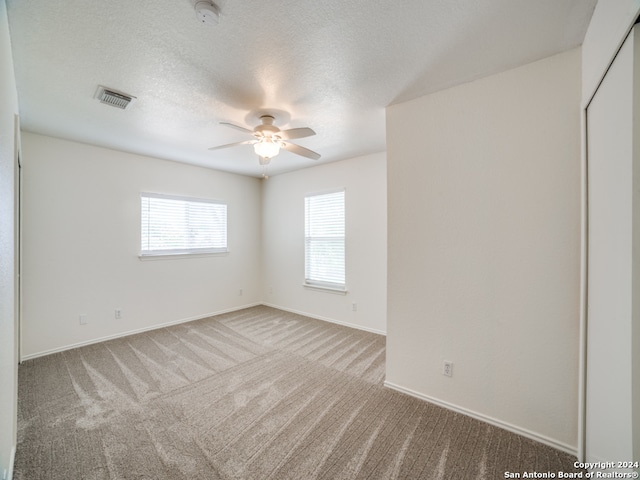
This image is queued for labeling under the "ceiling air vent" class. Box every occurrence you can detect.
[95,86,136,110]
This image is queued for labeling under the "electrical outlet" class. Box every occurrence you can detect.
[115,309,122,319]
[352,303,358,312]
[239,288,243,296]
[79,314,88,325]
[443,361,453,377]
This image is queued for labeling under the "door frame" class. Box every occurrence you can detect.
[13,114,21,365]
[579,13,640,462]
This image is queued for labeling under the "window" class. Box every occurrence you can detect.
[304,189,345,291]
[140,192,227,256]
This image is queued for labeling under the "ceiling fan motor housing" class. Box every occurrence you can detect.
[255,115,280,137]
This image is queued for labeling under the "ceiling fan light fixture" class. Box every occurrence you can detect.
[210,114,320,168]
[254,138,280,159]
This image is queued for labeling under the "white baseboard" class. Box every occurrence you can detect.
[383,381,577,457]
[20,303,261,362]
[260,302,386,336]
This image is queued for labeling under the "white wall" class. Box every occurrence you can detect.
[262,153,387,334]
[0,0,18,476]
[21,132,262,358]
[385,49,581,452]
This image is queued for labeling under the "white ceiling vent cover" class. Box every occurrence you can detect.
[95,86,136,110]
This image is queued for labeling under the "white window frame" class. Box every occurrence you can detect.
[304,188,347,294]
[140,192,228,258]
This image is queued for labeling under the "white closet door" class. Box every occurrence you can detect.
[586,25,638,463]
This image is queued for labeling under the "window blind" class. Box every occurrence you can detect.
[141,193,227,256]
[304,190,345,289]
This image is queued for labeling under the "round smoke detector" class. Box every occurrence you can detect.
[195,1,219,25]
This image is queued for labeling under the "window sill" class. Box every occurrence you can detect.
[139,251,229,261]
[303,283,348,295]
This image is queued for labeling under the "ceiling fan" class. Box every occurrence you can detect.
[209,114,321,166]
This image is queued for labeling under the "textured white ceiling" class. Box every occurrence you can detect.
[6,0,596,177]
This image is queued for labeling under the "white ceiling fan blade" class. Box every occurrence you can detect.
[208,140,256,151]
[281,142,321,160]
[279,127,316,140]
[220,122,254,135]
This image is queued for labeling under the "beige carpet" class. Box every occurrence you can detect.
[15,305,581,479]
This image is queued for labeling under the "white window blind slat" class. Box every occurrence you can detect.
[141,193,227,256]
[305,190,345,289]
